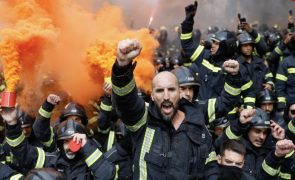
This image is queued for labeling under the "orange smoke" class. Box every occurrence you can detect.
[0,0,158,115]
[0,40,21,92]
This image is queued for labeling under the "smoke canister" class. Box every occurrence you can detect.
[1,91,16,107]
[68,139,81,152]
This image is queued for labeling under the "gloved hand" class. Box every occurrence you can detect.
[185,1,198,20]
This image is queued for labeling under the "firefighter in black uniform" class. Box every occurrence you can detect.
[180,1,256,109]
[275,28,295,112]
[215,108,292,179]
[111,38,244,179]
[237,32,274,97]
[1,107,114,179]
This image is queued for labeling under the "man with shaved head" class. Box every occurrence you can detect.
[111,39,242,179]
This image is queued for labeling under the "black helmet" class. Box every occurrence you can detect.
[251,108,270,129]
[59,102,88,126]
[266,32,281,50]
[171,66,200,87]
[172,67,200,100]
[237,32,254,45]
[257,89,277,104]
[25,168,66,180]
[211,117,230,128]
[17,110,35,128]
[56,119,87,140]
[211,30,237,58]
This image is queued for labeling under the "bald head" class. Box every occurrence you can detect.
[152,71,179,89]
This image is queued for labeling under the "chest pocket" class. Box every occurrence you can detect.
[186,125,209,178]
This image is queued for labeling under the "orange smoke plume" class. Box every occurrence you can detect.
[0,0,158,115]
[0,40,21,92]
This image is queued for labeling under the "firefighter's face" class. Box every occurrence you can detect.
[259,102,274,114]
[241,43,253,56]
[247,127,269,148]
[66,115,82,124]
[218,149,244,168]
[210,40,220,55]
[22,126,32,138]
[180,85,194,102]
[152,72,180,121]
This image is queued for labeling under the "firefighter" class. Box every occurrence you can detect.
[110,38,244,179]
[257,89,286,128]
[171,66,200,103]
[1,109,115,179]
[215,108,288,179]
[275,28,295,112]
[180,1,256,109]
[237,31,274,97]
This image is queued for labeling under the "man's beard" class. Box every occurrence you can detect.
[65,151,76,160]
[160,99,178,122]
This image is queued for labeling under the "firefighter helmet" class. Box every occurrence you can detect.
[251,108,270,129]
[257,89,277,104]
[56,119,87,141]
[211,30,237,58]
[237,32,254,45]
[59,102,88,125]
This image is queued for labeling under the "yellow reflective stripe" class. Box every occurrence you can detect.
[262,160,280,176]
[288,121,295,134]
[265,73,273,78]
[276,74,288,81]
[285,149,294,158]
[1,161,5,164]
[274,46,283,55]
[0,125,4,131]
[205,151,217,165]
[85,149,102,167]
[35,147,45,168]
[125,107,147,132]
[100,102,112,112]
[107,131,115,151]
[115,164,119,179]
[224,83,241,96]
[280,56,284,62]
[191,45,205,61]
[112,78,136,96]
[180,32,193,40]
[254,33,261,43]
[202,59,221,72]
[183,62,192,67]
[278,97,286,103]
[208,98,216,123]
[97,127,111,134]
[279,172,292,179]
[287,68,295,74]
[139,127,155,180]
[6,155,11,162]
[225,126,241,139]
[42,127,54,147]
[244,97,256,103]
[227,107,237,115]
[10,174,23,180]
[6,133,25,147]
[38,107,52,118]
[241,80,253,91]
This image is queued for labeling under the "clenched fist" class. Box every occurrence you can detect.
[239,108,256,124]
[274,139,295,158]
[117,39,142,66]
[47,94,61,105]
[223,59,239,75]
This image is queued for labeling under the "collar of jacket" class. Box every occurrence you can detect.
[147,98,204,128]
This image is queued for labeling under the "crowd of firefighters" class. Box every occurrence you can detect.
[0,1,295,179]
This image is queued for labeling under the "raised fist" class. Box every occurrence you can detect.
[47,94,61,105]
[223,59,239,75]
[117,39,142,66]
[185,1,198,20]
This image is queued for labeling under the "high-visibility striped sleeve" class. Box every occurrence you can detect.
[112,78,136,96]
[180,32,193,40]
[35,147,45,168]
[191,45,205,62]
[208,98,216,123]
[125,107,147,132]
[261,160,280,176]
[225,126,241,140]
[85,149,102,167]
[6,133,25,147]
